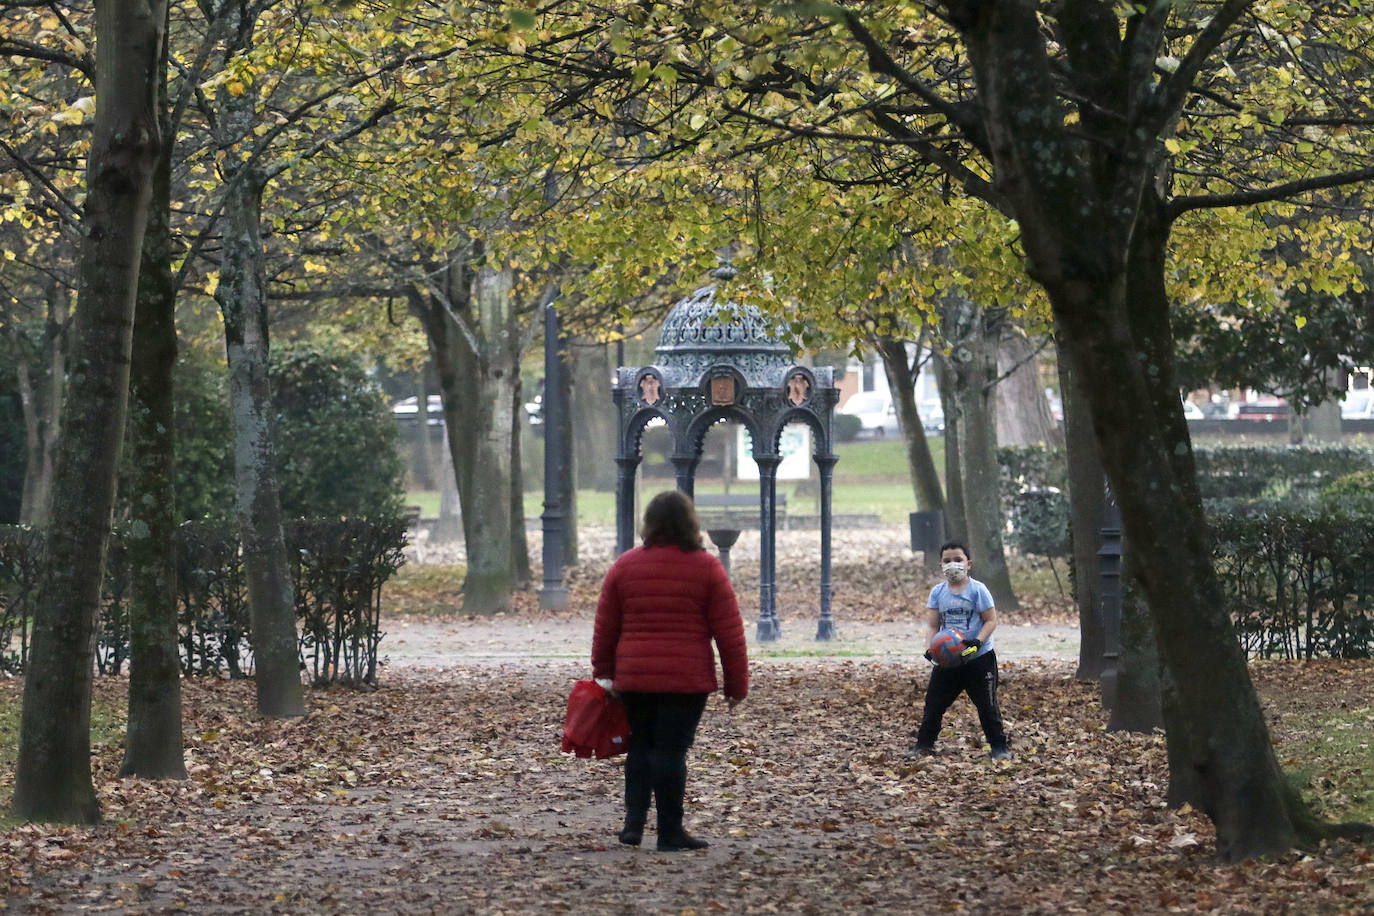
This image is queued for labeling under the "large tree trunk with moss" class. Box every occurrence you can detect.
[411,255,530,614]
[215,116,303,719]
[965,8,1323,845]
[1109,583,1164,733]
[941,298,1018,610]
[13,0,166,823]
[121,56,186,777]
[927,0,1366,857]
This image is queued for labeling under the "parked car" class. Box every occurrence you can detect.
[1342,389,1374,419]
[837,391,899,437]
[1227,398,1287,421]
[917,398,945,433]
[1182,400,1205,420]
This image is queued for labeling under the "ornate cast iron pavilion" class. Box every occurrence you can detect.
[613,275,840,640]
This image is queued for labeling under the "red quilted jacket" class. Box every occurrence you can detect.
[591,545,749,698]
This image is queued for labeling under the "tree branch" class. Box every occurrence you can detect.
[1167,164,1374,220]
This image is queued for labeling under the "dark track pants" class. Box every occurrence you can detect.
[915,650,1007,751]
[619,692,708,836]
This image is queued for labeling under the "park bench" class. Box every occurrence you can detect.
[693,492,787,529]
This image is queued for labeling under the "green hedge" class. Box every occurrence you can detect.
[1194,445,1374,502]
[1212,511,1374,660]
[1,518,407,685]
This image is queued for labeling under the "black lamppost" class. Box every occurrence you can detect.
[540,300,569,610]
[1098,478,1123,709]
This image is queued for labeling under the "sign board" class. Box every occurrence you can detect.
[736,424,812,481]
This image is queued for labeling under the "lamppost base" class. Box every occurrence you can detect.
[815,617,835,641]
[539,587,569,611]
[755,617,781,641]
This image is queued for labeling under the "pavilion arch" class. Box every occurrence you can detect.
[612,272,840,640]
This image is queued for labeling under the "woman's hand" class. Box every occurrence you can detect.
[726,695,744,711]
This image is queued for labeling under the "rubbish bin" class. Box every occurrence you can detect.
[909,510,944,556]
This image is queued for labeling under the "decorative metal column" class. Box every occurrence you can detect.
[755,454,782,641]
[815,455,838,640]
[614,455,640,555]
[1098,478,1123,709]
[672,456,698,499]
[539,301,569,610]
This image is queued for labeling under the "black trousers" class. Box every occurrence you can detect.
[915,650,1007,750]
[619,692,708,836]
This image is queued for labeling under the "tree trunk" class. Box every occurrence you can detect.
[876,336,943,513]
[1108,581,1164,733]
[1047,211,1317,859]
[571,338,618,491]
[1297,373,1343,443]
[556,333,578,566]
[14,0,166,823]
[216,135,303,718]
[995,330,1062,448]
[948,0,1337,857]
[944,299,1018,610]
[934,353,966,543]
[121,48,186,777]
[433,430,462,542]
[413,375,438,490]
[510,376,532,586]
[17,283,68,528]
[414,257,527,614]
[1058,352,1106,681]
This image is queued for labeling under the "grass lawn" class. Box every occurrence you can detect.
[410,436,941,526]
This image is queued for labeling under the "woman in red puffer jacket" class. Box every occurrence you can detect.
[591,490,749,852]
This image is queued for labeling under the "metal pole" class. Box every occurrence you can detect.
[815,455,837,640]
[539,301,569,610]
[1098,477,1123,709]
[614,456,640,556]
[755,455,782,641]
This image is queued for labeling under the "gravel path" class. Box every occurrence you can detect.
[388,523,1083,671]
[380,616,1081,669]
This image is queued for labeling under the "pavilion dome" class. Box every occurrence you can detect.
[653,281,794,388]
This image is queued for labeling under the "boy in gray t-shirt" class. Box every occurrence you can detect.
[910,540,1009,760]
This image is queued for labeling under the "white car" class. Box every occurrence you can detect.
[1182,400,1205,420]
[838,391,899,437]
[1341,389,1374,419]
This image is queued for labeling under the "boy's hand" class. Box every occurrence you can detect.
[959,638,982,657]
[923,649,935,663]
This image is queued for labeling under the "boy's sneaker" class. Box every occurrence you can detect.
[905,744,938,758]
[990,746,1011,761]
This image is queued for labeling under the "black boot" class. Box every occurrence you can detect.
[654,754,707,851]
[620,749,650,846]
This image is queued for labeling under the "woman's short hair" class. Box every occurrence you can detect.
[641,490,704,551]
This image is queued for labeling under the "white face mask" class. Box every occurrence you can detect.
[941,561,967,581]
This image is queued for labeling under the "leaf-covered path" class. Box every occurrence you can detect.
[3,658,1372,914]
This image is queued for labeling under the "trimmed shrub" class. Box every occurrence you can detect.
[271,345,406,522]
[1,518,407,685]
[1212,510,1374,660]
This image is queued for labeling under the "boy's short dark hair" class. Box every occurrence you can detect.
[939,540,970,558]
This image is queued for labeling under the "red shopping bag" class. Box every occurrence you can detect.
[561,680,630,759]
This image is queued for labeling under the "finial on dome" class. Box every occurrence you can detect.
[708,262,737,281]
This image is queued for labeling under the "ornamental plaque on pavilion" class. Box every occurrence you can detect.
[611,270,840,640]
